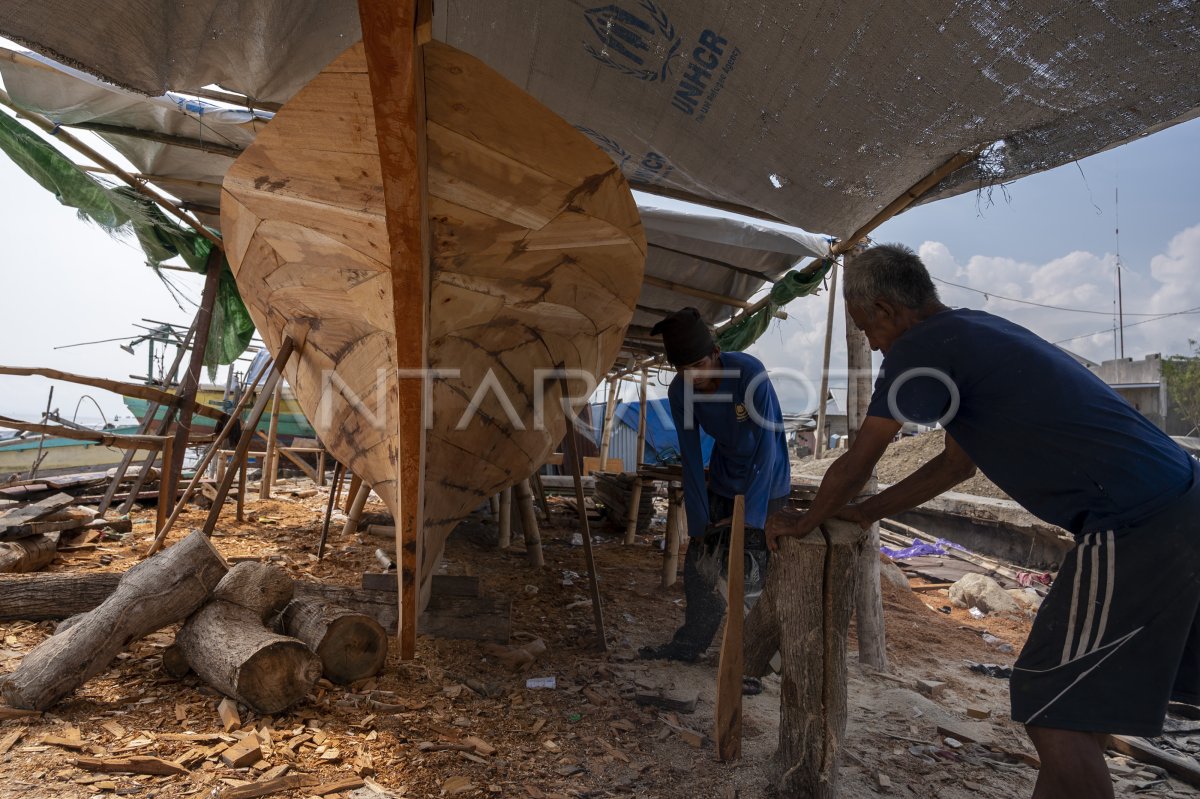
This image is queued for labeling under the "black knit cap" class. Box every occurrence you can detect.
[650,307,716,366]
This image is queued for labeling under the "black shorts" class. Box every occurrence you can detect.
[1011,465,1200,736]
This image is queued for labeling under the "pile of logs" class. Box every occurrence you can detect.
[0,492,130,575]
[0,531,388,714]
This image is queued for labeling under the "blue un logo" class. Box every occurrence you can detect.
[582,1,683,82]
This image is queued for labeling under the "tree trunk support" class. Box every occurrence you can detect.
[743,519,867,797]
[515,479,543,568]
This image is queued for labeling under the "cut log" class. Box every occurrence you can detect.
[0,530,227,710]
[0,533,59,573]
[175,562,321,714]
[281,596,387,684]
[743,518,866,798]
[0,573,121,621]
[161,644,191,679]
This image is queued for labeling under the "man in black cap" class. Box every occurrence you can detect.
[639,307,791,663]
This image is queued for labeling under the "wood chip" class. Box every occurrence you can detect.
[443,775,475,795]
[217,774,319,799]
[309,777,366,795]
[462,735,497,756]
[221,738,263,768]
[74,756,189,777]
[217,698,241,732]
[101,721,128,739]
[0,727,25,756]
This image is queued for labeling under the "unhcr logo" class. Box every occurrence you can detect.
[581,2,739,124]
[582,1,683,82]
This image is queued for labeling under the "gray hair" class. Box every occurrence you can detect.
[843,243,941,313]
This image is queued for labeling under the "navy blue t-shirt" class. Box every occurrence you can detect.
[669,351,791,536]
[866,309,1194,536]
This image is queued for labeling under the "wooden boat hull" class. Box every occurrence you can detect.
[221,39,645,601]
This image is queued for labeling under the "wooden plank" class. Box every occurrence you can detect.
[715,495,745,761]
[1109,735,1200,789]
[0,493,74,536]
[74,756,189,777]
[219,775,319,799]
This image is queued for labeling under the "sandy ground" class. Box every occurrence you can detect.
[795,430,1011,501]
[0,478,1194,798]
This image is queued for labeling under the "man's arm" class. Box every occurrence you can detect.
[839,432,976,526]
[767,415,899,550]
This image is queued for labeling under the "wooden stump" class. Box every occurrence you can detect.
[744,519,866,798]
[0,531,227,710]
[0,533,59,573]
[281,596,387,684]
[176,562,321,714]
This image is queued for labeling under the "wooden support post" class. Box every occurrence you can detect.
[715,495,745,761]
[342,481,371,540]
[498,486,513,549]
[236,458,248,523]
[743,519,867,797]
[316,448,327,487]
[342,474,362,515]
[813,262,839,458]
[662,483,684,588]
[597,378,619,465]
[144,351,277,555]
[318,462,345,561]
[843,249,888,671]
[515,479,543,568]
[259,379,283,499]
[197,337,297,540]
[155,437,174,538]
[559,374,607,651]
[357,0,430,662]
[624,369,649,544]
[530,471,551,523]
[165,249,223,510]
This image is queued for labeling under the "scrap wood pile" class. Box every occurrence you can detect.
[0,490,132,576]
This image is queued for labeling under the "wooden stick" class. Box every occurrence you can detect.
[236,457,248,522]
[813,262,838,458]
[662,483,683,588]
[165,249,224,509]
[0,88,222,248]
[498,486,513,549]
[260,379,283,499]
[0,366,225,423]
[0,416,166,449]
[143,359,266,554]
[597,378,619,465]
[66,120,243,159]
[317,462,345,561]
[642,274,752,310]
[515,479,543,568]
[624,369,649,544]
[343,474,363,515]
[559,374,607,652]
[341,481,371,540]
[715,495,746,761]
[155,437,173,537]
[27,386,54,481]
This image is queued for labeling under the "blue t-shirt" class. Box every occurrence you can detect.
[866,309,1194,536]
[668,351,791,536]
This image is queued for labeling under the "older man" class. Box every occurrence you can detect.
[769,244,1199,799]
[639,307,791,664]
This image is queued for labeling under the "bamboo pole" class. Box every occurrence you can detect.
[623,369,649,544]
[559,373,607,652]
[342,474,363,515]
[260,379,284,499]
[0,88,222,249]
[66,121,243,159]
[515,479,543,568]
[597,378,619,466]
[498,486,513,549]
[813,263,839,458]
[164,249,223,512]
[341,481,371,540]
[642,275,752,310]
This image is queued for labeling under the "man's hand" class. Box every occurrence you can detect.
[833,502,873,530]
[765,507,812,552]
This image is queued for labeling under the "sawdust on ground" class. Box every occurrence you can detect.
[0,478,1192,799]
[795,429,1012,500]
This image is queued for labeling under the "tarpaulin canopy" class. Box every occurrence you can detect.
[1,0,1196,238]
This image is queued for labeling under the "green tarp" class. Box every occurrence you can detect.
[716,258,834,352]
[0,108,254,369]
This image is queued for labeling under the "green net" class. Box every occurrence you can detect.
[716,257,835,351]
[0,109,254,368]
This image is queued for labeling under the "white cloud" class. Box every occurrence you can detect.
[746,223,1200,412]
